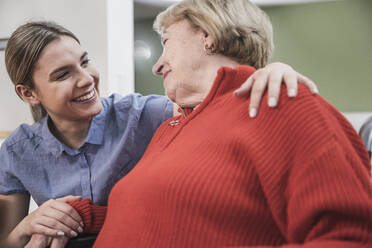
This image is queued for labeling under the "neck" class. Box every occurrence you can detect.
[178,56,239,109]
[48,117,92,150]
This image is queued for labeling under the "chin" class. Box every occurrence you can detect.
[93,103,103,115]
[166,92,177,103]
[87,102,103,118]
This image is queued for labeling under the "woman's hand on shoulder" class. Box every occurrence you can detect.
[20,195,84,239]
[234,62,319,118]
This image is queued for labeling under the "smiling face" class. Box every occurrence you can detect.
[30,35,102,123]
[152,20,213,107]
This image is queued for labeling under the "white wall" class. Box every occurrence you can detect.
[107,0,134,95]
[343,112,372,134]
[0,0,134,132]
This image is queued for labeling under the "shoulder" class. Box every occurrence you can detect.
[257,84,363,156]
[101,93,172,120]
[2,122,42,149]
[265,84,337,126]
[0,122,44,161]
[101,93,169,110]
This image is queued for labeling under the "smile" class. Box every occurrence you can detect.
[163,71,171,79]
[73,89,96,103]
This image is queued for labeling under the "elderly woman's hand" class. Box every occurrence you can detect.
[25,234,70,248]
[234,62,319,118]
[50,236,70,248]
[24,234,51,248]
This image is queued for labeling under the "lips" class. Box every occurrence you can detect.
[73,89,96,103]
[163,70,171,79]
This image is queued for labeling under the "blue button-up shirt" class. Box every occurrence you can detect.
[0,93,173,206]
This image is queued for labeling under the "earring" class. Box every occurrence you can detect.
[204,43,216,55]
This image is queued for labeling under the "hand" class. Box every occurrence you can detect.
[24,234,51,248]
[50,236,70,248]
[20,195,84,239]
[24,234,70,248]
[234,62,319,118]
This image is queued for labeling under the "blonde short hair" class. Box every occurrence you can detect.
[153,0,274,69]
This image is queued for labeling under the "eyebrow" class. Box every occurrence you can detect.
[49,52,88,80]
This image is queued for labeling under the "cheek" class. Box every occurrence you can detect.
[87,66,100,81]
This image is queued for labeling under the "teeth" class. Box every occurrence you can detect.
[75,90,95,102]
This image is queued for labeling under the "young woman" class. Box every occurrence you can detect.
[0,21,317,248]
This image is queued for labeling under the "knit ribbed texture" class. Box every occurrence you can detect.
[69,198,106,234]
[93,66,372,247]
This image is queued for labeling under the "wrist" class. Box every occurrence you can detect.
[5,220,30,247]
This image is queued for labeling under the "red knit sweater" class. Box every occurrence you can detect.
[74,66,372,247]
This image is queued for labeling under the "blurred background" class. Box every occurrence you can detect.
[0,0,371,136]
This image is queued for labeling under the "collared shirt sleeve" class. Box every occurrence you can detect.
[109,93,173,161]
[128,94,173,141]
[112,93,173,133]
[0,141,28,195]
[134,94,173,131]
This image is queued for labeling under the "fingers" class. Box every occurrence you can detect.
[234,62,319,119]
[27,220,67,237]
[266,71,284,108]
[56,195,82,203]
[50,236,70,248]
[25,234,51,248]
[248,70,269,118]
[234,75,254,97]
[47,200,83,226]
[297,73,319,94]
[34,215,80,238]
[283,72,298,98]
[24,199,84,239]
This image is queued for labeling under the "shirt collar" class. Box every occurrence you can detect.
[41,116,64,157]
[40,107,106,156]
[84,105,106,145]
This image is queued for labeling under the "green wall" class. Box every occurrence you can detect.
[134,0,372,111]
[134,19,165,96]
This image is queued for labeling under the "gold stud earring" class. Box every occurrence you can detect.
[204,43,216,55]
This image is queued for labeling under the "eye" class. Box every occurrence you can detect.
[56,71,69,80]
[81,59,90,67]
[162,38,168,46]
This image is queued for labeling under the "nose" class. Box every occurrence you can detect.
[76,68,94,88]
[152,56,164,76]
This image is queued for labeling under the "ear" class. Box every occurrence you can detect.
[202,31,215,51]
[15,84,41,105]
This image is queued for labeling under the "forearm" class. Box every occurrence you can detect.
[0,193,30,248]
[0,221,29,248]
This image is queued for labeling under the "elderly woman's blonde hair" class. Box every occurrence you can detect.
[153,0,274,69]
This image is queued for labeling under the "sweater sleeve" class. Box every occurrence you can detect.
[237,141,372,248]
[69,199,107,234]
[249,88,372,247]
[286,141,372,247]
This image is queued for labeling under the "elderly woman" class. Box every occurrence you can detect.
[67,0,372,247]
